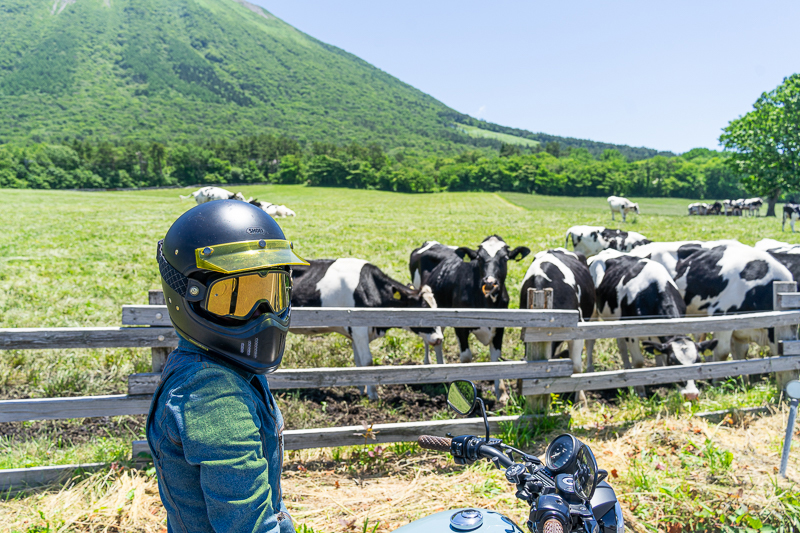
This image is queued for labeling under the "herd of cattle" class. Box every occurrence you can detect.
[687,198,765,217]
[180,186,297,218]
[283,223,800,403]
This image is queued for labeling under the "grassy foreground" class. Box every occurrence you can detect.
[1,186,799,531]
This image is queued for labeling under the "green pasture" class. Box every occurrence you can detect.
[0,186,793,468]
[456,124,541,147]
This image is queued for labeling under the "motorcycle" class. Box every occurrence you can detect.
[394,380,624,533]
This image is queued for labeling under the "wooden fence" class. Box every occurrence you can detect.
[2,284,800,492]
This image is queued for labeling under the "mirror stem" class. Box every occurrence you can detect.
[477,398,490,442]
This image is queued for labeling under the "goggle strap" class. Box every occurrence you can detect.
[157,240,189,297]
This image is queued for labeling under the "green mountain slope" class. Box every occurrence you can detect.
[0,0,671,160]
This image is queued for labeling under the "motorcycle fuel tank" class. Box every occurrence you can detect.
[393,508,525,533]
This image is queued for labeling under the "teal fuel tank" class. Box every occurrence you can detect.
[393,508,525,533]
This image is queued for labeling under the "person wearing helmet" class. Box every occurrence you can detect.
[146,200,307,533]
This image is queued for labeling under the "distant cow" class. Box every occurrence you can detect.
[607,196,640,222]
[783,204,800,232]
[708,201,723,215]
[250,199,296,218]
[422,235,530,401]
[588,251,717,399]
[674,243,793,362]
[688,203,709,216]
[744,198,763,217]
[519,249,595,400]
[290,258,444,400]
[565,225,650,257]
[179,186,247,204]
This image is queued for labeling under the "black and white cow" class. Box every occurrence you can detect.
[607,196,640,222]
[744,197,763,217]
[587,250,717,399]
[688,203,709,216]
[783,204,800,232]
[421,235,530,400]
[519,249,595,400]
[290,258,444,400]
[674,243,793,361]
[565,225,651,257]
[629,240,739,278]
[708,201,723,215]
[752,239,800,284]
[409,241,460,289]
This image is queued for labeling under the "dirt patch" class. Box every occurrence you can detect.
[0,416,145,446]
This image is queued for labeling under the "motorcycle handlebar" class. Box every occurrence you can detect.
[418,435,453,452]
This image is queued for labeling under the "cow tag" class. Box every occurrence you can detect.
[654,350,662,355]
[393,290,402,300]
[703,349,713,356]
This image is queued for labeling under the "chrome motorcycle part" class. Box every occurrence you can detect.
[574,443,599,500]
[449,509,483,531]
[545,434,578,472]
[447,380,477,415]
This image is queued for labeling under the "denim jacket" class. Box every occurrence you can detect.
[146,337,294,533]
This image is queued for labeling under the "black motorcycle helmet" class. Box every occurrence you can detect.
[157,200,308,374]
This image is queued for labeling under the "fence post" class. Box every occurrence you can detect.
[524,288,553,412]
[149,290,172,373]
[775,281,799,390]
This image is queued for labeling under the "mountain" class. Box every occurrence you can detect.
[0,0,671,160]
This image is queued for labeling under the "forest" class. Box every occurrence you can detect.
[0,136,745,199]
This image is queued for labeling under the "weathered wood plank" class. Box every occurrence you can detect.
[149,290,172,372]
[127,360,574,395]
[0,463,106,492]
[131,414,558,459]
[0,395,152,423]
[780,340,800,356]
[522,310,800,342]
[521,355,800,395]
[0,327,178,350]
[123,305,579,329]
[778,292,800,310]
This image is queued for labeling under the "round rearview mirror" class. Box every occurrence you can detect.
[786,380,800,400]
[447,380,477,416]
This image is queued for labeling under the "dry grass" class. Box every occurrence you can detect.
[3,409,799,533]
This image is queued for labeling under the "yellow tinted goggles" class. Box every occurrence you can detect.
[205,270,291,320]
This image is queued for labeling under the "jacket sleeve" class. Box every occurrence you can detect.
[173,367,289,533]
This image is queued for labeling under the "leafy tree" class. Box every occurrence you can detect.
[720,74,800,216]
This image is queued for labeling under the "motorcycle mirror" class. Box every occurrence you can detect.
[786,380,800,400]
[447,380,478,416]
[597,469,609,484]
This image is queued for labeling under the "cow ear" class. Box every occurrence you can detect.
[510,246,531,261]
[698,339,718,356]
[455,247,479,261]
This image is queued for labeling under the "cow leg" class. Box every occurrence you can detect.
[628,339,648,397]
[455,328,473,363]
[423,341,431,365]
[585,339,595,373]
[569,340,587,406]
[611,209,615,221]
[731,337,750,360]
[350,327,378,400]
[622,211,627,223]
[491,328,508,404]
[616,338,632,369]
[434,343,444,365]
[712,331,733,361]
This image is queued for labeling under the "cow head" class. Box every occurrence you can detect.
[642,337,718,400]
[457,236,530,303]
[391,284,443,346]
[631,203,640,214]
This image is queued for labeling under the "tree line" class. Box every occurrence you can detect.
[0,135,746,199]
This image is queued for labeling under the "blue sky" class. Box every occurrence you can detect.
[253,0,800,155]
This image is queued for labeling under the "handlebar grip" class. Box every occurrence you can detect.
[418,435,452,452]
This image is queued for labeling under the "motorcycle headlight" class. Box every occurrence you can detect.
[573,444,598,501]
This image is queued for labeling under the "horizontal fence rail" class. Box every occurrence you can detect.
[0,360,572,423]
[123,306,580,329]
[131,415,549,459]
[521,355,800,395]
[128,360,573,395]
[0,327,178,350]
[522,310,800,343]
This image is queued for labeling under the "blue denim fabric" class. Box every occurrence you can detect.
[146,337,294,533]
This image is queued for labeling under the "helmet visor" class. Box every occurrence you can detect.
[205,270,291,320]
[196,239,308,275]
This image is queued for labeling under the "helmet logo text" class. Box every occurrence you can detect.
[247,227,265,234]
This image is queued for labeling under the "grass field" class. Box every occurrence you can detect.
[456,124,541,147]
[1,186,799,531]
